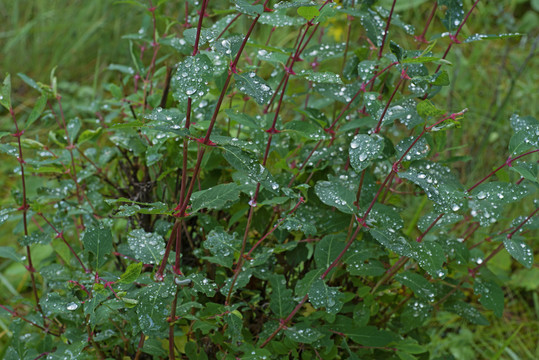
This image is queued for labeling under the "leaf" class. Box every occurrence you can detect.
[136,279,176,336]
[19,232,52,246]
[445,300,490,325]
[395,136,430,162]
[234,72,273,105]
[183,27,217,47]
[401,300,433,331]
[344,241,386,276]
[269,274,294,318]
[370,229,414,258]
[26,94,47,128]
[66,118,81,142]
[315,234,346,270]
[171,54,213,105]
[510,113,539,133]
[297,6,319,21]
[503,236,533,269]
[304,43,347,62]
[438,0,464,32]
[347,326,399,347]
[416,100,445,118]
[390,41,404,61]
[220,268,252,296]
[411,240,446,278]
[509,128,539,155]
[221,145,280,194]
[417,211,462,232]
[308,278,344,314]
[509,161,538,183]
[359,10,385,46]
[127,229,164,265]
[118,262,143,284]
[463,33,521,43]
[188,273,217,297]
[314,180,356,214]
[203,229,240,268]
[225,109,260,129]
[349,134,385,172]
[401,56,444,64]
[0,246,23,262]
[474,279,504,317]
[295,268,324,297]
[297,69,343,84]
[0,74,11,110]
[469,182,532,226]
[191,183,241,212]
[82,226,113,269]
[284,323,323,344]
[395,271,437,301]
[234,0,264,16]
[259,10,305,27]
[283,120,327,140]
[398,160,466,213]
[77,128,102,145]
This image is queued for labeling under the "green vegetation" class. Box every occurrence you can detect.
[0,0,538,359]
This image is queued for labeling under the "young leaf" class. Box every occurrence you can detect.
[297,6,319,21]
[82,226,113,269]
[118,262,143,284]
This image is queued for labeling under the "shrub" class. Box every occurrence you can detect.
[0,0,537,359]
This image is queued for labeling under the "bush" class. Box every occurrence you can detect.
[1,0,537,359]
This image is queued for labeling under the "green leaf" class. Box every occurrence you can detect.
[26,94,47,128]
[398,160,466,213]
[297,69,343,84]
[225,109,261,129]
[395,136,430,162]
[224,312,243,341]
[234,0,264,16]
[183,27,217,47]
[19,232,52,246]
[118,262,143,284]
[315,234,346,270]
[509,128,539,155]
[390,41,404,61]
[66,118,81,142]
[509,161,538,183]
[191,183,241,212]
[411,240,446,278]
[401,56,443,64]
[171,54,213,105]
[0,74,11,110]
[359,10,385,46]
[308,278,344,314]
[503,236,533,269]
[188,273,217,297]
[136,279,175,336]
[269,274,294,318]
[438,0,464,32]
[348,326,399,346]
[349,134,385,172]
[474,279,504,317]
[284,323,323,344]
[203,229,240,268]
[463,33,521,43]
[82,226,113,269]
[127,229,164,265]
[0,246,23,262]
[77,128,102,145]
[314,180,356,214]
[297,6,319,21]
[295,268,324,297]
[344,241,386,276]
[283,120,327,140]
[234,72,273,105]
[418,211,462,232]
[416,100,445,118]
[220,268,252,296]
[470,182,531,226]
[395,271,437,301]
[445,300,490,325]
[370,229,414,258]
[222,145,280,194]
